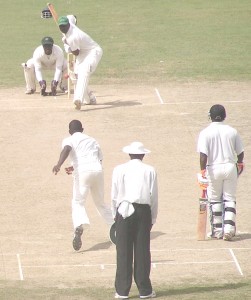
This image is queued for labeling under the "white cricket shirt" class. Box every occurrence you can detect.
[62,132,103,172]
[111,159,158,224]
[33,44,65,82]
[197,122,244,165]
[65,24,100,60]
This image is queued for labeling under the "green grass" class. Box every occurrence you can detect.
[1,0,251,88]
[0,279,251,299]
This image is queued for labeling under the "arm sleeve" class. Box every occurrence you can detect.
[197,131,208,155]
[111,169,118,218]
[150,171,158,224]
[235,132,244,155]
[54,47,64,82]
[33,51,43,82]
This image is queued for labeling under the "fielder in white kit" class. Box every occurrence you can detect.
[58,16,103,110]
[52,120,113,251]
[22,36,68,96]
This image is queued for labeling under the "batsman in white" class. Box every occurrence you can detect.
[58,16,103,110]
[197,104,244,241]
[21,37,68,96]
[52,120,114,251]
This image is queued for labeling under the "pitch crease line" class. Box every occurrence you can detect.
[229,249,243,276]
[154,88,164,104]
[17,254,24,281]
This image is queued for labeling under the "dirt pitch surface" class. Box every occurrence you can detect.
[0,82,251,295]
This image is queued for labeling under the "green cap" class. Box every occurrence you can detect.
[41,36,54,46]
[58,16,69,26]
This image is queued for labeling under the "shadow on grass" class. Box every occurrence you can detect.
[152,282,250,299]
[0,281,250,300]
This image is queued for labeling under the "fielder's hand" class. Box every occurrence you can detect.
[52,165,60,175]
[51,80,58,96]
[65,166,74,175]
[237,162,244,176]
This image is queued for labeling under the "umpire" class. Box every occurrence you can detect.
[111,142,158,299]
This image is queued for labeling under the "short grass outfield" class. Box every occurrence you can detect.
[1,0,251,87]
[0,1,251,299]
[0,279,251,300]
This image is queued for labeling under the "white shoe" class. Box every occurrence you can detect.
[25,89,35,95]
[140,291,156,299]
[114,293,129,299]
[74,100,81,110]
[207,232,223,239]
[223,232,234,241]
[89,91,97,105]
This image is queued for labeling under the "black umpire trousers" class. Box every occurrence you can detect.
[115,203,152,297]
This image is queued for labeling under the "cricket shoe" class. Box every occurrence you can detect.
[88,91,97,105]
[114,293,129,299]
[74,100,82,110]
[25,89,35,95]
[140,291,156,299]
[72,225,83,251]
[223,232,234,241]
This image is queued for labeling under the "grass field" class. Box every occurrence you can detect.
[1,0,251,87]
[1,1,251,299]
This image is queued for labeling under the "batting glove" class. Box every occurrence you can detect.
[197,172,208,190]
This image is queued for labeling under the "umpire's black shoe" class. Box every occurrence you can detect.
[73,225,83,251]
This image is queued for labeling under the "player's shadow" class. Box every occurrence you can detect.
[233,233,251,241]
[83,100,142,112]
[81,241,113,252]
[81,231,166,252]
[151,231,166,240]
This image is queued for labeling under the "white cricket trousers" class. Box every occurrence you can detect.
[23,58,68,92]
[207,163,238,238]
[74,46,103,104]
[72,170,113,229]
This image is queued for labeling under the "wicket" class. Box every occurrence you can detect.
[67,53,75,99]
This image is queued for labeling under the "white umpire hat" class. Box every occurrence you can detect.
[122,142,151,154]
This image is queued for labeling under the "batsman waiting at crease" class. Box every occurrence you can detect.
[58,16,103,110]
[197,104,244,241]
[21,37,68,96]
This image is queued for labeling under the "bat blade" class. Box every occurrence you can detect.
[197,189,208,241]
[47,3,58,25]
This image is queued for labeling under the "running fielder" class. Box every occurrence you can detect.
[58,16,103,110]
[21,36,68,96]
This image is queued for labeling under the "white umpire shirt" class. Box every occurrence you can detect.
[111,159,158,224]
[33,44,65,82]
[197,122,244,165]
[62,132,103,172]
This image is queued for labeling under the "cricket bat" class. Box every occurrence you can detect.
[197,189,208,240]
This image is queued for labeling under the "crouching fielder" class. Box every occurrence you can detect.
[197,104,244,241]
[22,36,68,96]
[58,16,103,110]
